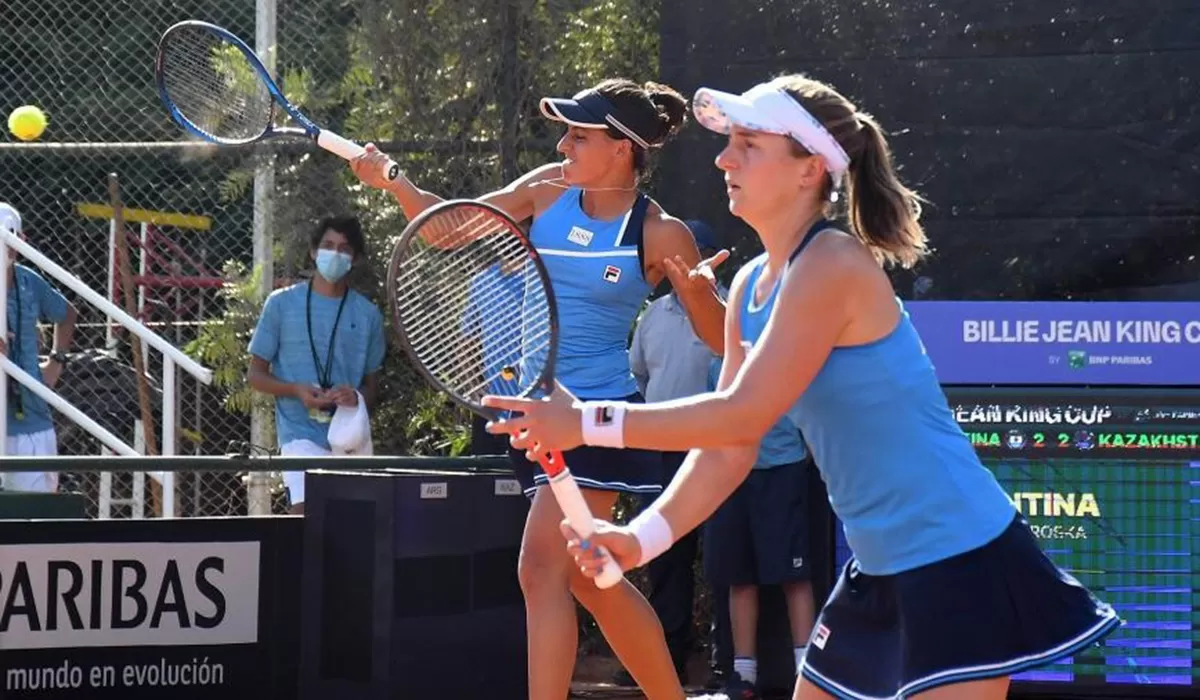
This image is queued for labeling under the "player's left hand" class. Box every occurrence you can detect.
[662,249,729,300]
[561,519,642,576]
[483,381,583,454]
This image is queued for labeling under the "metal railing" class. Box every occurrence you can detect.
[0,229,214,517]
[0,454,513,474]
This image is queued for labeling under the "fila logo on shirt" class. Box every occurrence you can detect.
[602,265,621,283]
[567,226,594,247]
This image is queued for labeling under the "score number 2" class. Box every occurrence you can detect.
[1028,433,1069,448]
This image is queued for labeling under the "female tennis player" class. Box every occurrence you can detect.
[483,74,1121,700]
[352,78,725,700]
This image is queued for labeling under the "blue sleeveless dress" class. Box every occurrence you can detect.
[508,188,663,496]
[740,220,1120,699]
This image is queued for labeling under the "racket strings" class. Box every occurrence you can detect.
[398,255,551,391]
[393,217,532,359]
[392,206,555,407]
[407,283,546,372]
[159,26,273,142]
[401,261,550,401]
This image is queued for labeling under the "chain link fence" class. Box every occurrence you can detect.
[0,0,661,517]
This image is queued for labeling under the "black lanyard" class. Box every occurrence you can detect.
[6,269,23,417]
[306,281,349,390]
[6,269,21,362]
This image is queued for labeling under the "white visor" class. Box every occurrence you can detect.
[693,78,851,187]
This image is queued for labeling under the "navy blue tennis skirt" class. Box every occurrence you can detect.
[507,393,663,497]
[800,514,1121,699]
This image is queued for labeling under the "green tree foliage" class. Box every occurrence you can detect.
[185,261,275,423]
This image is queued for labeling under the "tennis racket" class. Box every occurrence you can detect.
[387,199,624,590]
[154,20,399,181]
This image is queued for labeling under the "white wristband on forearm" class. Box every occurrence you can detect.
[580,401,626,448]
[628,509,674,568]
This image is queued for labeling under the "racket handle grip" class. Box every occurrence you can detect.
[544,456,625,590]
[316,130,402,182]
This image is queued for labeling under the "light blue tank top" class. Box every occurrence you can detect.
[739,223,1016,575]
[529,188,653,398]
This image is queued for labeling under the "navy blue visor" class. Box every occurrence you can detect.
[539,89,656,149]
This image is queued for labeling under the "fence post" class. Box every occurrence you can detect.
[163,357,177,517]
[248,0,279,516]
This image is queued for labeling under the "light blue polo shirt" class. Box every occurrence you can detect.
[249,281,385,449]
[6,264,69,435]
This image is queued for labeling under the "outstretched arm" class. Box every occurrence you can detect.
[484,237,855,453]
[350,145,560,226]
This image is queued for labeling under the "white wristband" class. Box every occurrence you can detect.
[580,401,626,448]
[627,509,674,568]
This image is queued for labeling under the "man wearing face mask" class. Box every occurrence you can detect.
[248,216,386,513]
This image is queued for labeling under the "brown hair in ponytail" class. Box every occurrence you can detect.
[774,74,928,268]
[640,80,688,144]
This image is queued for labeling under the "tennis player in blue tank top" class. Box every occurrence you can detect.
[351,79,727,700]
[485,75,1120,700]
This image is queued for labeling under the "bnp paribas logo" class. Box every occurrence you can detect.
[1067,350,1088,369]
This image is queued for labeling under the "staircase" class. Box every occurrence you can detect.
[1,227,214,517]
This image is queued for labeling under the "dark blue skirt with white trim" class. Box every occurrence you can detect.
[800,513,1121,700]
[508,442,664,498]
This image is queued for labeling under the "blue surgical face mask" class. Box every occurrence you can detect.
[315,249,353,283]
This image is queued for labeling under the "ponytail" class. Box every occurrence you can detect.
[777,74,929,269]
[642,81,688,145]
[846,114,928,268]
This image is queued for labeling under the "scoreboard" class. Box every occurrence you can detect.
[832,387,1200,694]
[948,387,1199,691]
[953,387,1200,459]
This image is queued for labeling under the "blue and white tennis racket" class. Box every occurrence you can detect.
[155,20,399,181]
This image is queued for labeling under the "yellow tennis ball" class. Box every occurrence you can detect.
[8,106,48,141]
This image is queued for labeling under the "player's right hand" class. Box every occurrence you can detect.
[561,519,642,576]
[350,143,397,190]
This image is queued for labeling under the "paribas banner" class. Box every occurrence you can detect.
[0,518,299,700]
[905,301,1200,385]
[0,542,260,650]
